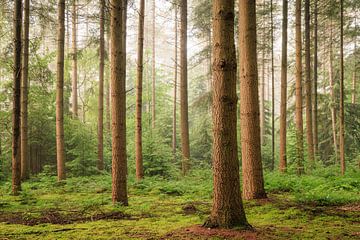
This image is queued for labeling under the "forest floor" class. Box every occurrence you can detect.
[0,168,359,239]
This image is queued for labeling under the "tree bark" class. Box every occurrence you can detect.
[21,0,30,180]
[12,0,22,195]
[279,0,288,173]
[203,0,250,228]
[110,0,128,205]
[259,0,266,146]
[339,0,345,175]
[98,0,105,171]
[71,0,78,118]
[151,0,156,129]
[312,0,318,156]
[240,0,266,200]
[173,5,178,162]
[305,0,314,166]
[180,0,190,175]
[56,0,66,181]
[295,0,304,175]
[270,0,275,171]
[135,0,145,181]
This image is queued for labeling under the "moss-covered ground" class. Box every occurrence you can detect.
[0,168,359,239]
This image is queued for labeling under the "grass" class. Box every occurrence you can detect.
[0,168,359,239]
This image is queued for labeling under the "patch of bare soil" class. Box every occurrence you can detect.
[0,210,132,226]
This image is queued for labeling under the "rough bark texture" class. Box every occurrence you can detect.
[21,0,30,180]
[135,0,145,181]
[295,0,304,175]
[110,0,128,205]
[203,0,250,229]
[240,0,267,200]
[305,0,314,166]
[180,0,190,175]
[71,0,78,118]
[97,0,105,171]
[339,0,345,175]
[12,0,22,195]
[279,0,288,173]
[173,5,178,161]
[312,0,318,156]
[270,0,275,171]
[56,0,66,181]
[151,0,156,129]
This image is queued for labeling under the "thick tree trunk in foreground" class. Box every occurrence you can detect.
[110,0,128,205]
[97,0,105,171]
[12,0,22,195]
[305,0,314,166]
[204,0,250,228]
[240,0,266,200]
[21,0,30,180]
[135,0,145,181]
[173,5,178,161]
[180,0,190,175]
[71,0,78,118]
[56,0,66,181]
[339,0,345,175]
[295,0,304,175]
[279,0,288,173]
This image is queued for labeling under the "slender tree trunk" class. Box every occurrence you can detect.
[312,0,318,156]
[97,0,105,171]
[71,0,78,118]
[135,0,145,181]
[204,0,250,228]
[329,22,338,163]
[110,0,128,205]
[270,0,275,171]
[180,0,190,175]
[56,0,66,181]
[106,27,111,133]
[151,0,156,128]
[305,0,314,166]
[259,0,266,146]
[12,0,22,195]
[21,0,30,180]
[295,0,304,175]
[352,42,357,104]
[173,5,178,161]
[240,0,267,200]
[279,0,288,173]
[339,0,345,175]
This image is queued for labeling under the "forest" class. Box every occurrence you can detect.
[0,0,359,239]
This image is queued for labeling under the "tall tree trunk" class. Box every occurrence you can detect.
[71,0,78,118]
[240,0,267,200]
[305,0,314,166]
[329,22,338,163]
[56,0,66,181]
[173,5,178,161]
[312,0,318,156]
[110,0,128,205]
[352,40,357,104]
[21,0,30,180]
[106,27,111,133]
[180,0,190,175]
[135,0,145,181]
[279,0,288,173]
[151,0,156,129]
[12,0,22,195]
[204,0,250,228]
[270,0,275,171]
[339,0,345,175]
[295,0,304,175]
[97,0,105,171]
[259,0,266,146]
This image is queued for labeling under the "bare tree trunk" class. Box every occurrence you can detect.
[312,0,318,156]
[339,0,345,175]
[204,0,250,228]
[21,0,30,180]
[106,27,111,133]
[279,0,288,173]
[259,0,266,146]
[240,0,266,200]
[56,0,66,181]
[295,0,304,175]
[352,40,357,105]
[110,0,128,205]
[12,0,22,195]
[97,0,105,171]
[135,0,145,181]
[151,0,156,129]
[305,0,314,166]
[270,0,275,171]
[173,5,178,161]
[180,0,190,175]
[71,0,78,118]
